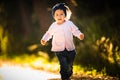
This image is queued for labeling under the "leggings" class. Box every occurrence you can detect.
[56,49,76,79]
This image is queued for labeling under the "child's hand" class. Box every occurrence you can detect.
[41,40,46,45]
[79,33,84,40]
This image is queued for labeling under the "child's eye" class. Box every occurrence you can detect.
[55,14,58,16]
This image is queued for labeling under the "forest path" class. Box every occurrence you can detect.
[0,62,119,80]
[0,64,60,80]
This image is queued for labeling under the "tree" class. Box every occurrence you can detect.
[33,0,52,34]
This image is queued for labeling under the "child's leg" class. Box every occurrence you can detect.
[67,50,76,78]
[56,49,76,80]
[56,50,69,80]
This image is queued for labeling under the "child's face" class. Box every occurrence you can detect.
[54,9,66,24]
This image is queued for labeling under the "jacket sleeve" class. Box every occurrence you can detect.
[70,21,83,39]
[41,23,54,42]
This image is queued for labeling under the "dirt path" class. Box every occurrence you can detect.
[0,65,60,80]
[0,63,119,80]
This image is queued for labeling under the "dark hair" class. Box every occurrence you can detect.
[52,3,67,17]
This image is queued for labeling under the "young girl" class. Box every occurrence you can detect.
[41,3,84,80]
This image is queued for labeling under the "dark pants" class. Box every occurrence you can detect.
[56,49,76,80]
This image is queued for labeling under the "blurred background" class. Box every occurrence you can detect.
[0,0,120,78]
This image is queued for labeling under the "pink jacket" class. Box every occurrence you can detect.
[41,20,82,52]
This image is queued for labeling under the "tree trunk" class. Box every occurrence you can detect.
[18,0,32,38]
[33,0,52,34]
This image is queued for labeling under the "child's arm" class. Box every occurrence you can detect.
[70,21,84,40]
[41,40,46,45]
[79,33,84,40]
[40,23,54,45]
[40,32,52,45]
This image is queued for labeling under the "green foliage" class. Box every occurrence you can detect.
[0,26,8,54]
[75,36,120,77]
[73,7,120,77]
[96,37,120,76]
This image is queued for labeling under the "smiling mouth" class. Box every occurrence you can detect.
[58,19,62,20]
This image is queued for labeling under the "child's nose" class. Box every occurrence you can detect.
[58,15,62,17]
[57,16,60,18]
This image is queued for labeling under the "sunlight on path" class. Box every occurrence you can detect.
[0,65,60,80]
